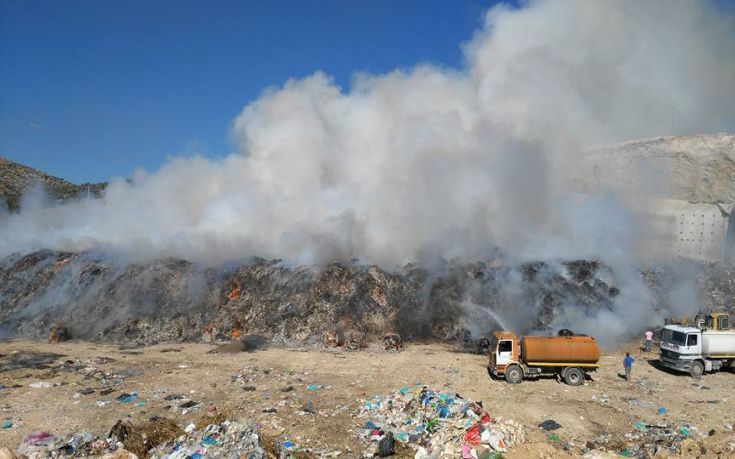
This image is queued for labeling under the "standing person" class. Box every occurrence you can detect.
[644,329,654,352]
[624,353,634,381]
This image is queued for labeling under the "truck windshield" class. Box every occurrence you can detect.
[498,340,512,353]
[661,328,687,346]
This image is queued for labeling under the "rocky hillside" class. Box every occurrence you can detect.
[577,133,735,203]
[0,156,106,211]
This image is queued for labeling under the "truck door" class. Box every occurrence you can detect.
[686,334,700,354]
[497,340,513,367]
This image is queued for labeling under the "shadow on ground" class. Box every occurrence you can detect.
[0,351,65,372]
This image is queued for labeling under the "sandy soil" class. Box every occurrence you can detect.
[1,340,734,457]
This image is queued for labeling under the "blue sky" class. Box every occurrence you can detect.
[0,0,502,183]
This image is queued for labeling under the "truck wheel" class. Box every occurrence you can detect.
[505,365,523,384]
[563,367,584,386]
[690,361,704,378]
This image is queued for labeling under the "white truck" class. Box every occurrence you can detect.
[659,312,735,377]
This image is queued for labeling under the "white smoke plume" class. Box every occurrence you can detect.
[3,0,734,266]
[2,0,735,344]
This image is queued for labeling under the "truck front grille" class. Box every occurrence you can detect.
[660,349,680,360]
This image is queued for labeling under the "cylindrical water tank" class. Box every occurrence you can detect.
[521,335,600,364]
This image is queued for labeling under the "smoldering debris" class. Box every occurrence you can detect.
[2,250,734,348]
[0,251,621,347]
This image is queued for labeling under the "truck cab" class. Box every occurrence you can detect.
[488,331,519,378]
[659,312,735,377]
[660,325,703,372]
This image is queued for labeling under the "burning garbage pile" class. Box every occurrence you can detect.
[0,250,632,347]
[2,249,735,347]
[356,385,526,457]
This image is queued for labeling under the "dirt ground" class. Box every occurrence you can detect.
[1,340,734,458]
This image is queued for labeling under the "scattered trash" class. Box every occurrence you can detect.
[300,401,315,413]
[48,322,69,343]
[76,387,96,396]
[14,431,119,458]
[538,420,562,431]
[107,418,183,456]
[626,398,655,409]
[180,400,199,409]
[322,330,342,348]
[382,333,402,351]
[0,384,21,390]
[378,431,395,457]
[115,368,144,378]
[201,435,218,446]
[29,382,63,388]
[242,386,257,391]
[476,337,491,355]
[346,331,367,350]
[548,434,560,442]
[116,393,138,403]
[356,386,525,457]
[590,420,699,456]
[306,384,320,390]
[147,419,265,458]
[2,419,12,429]
[657,407,667,415]
[22,431,56,445]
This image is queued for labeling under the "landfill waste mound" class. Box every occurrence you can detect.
[640,259,735,315]
[2,250,735,347]
[0,250,631,346]
[356,385,525,457]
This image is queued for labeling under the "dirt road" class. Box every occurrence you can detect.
[1,340,734,457]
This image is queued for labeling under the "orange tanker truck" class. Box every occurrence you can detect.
[487,331,601,386]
